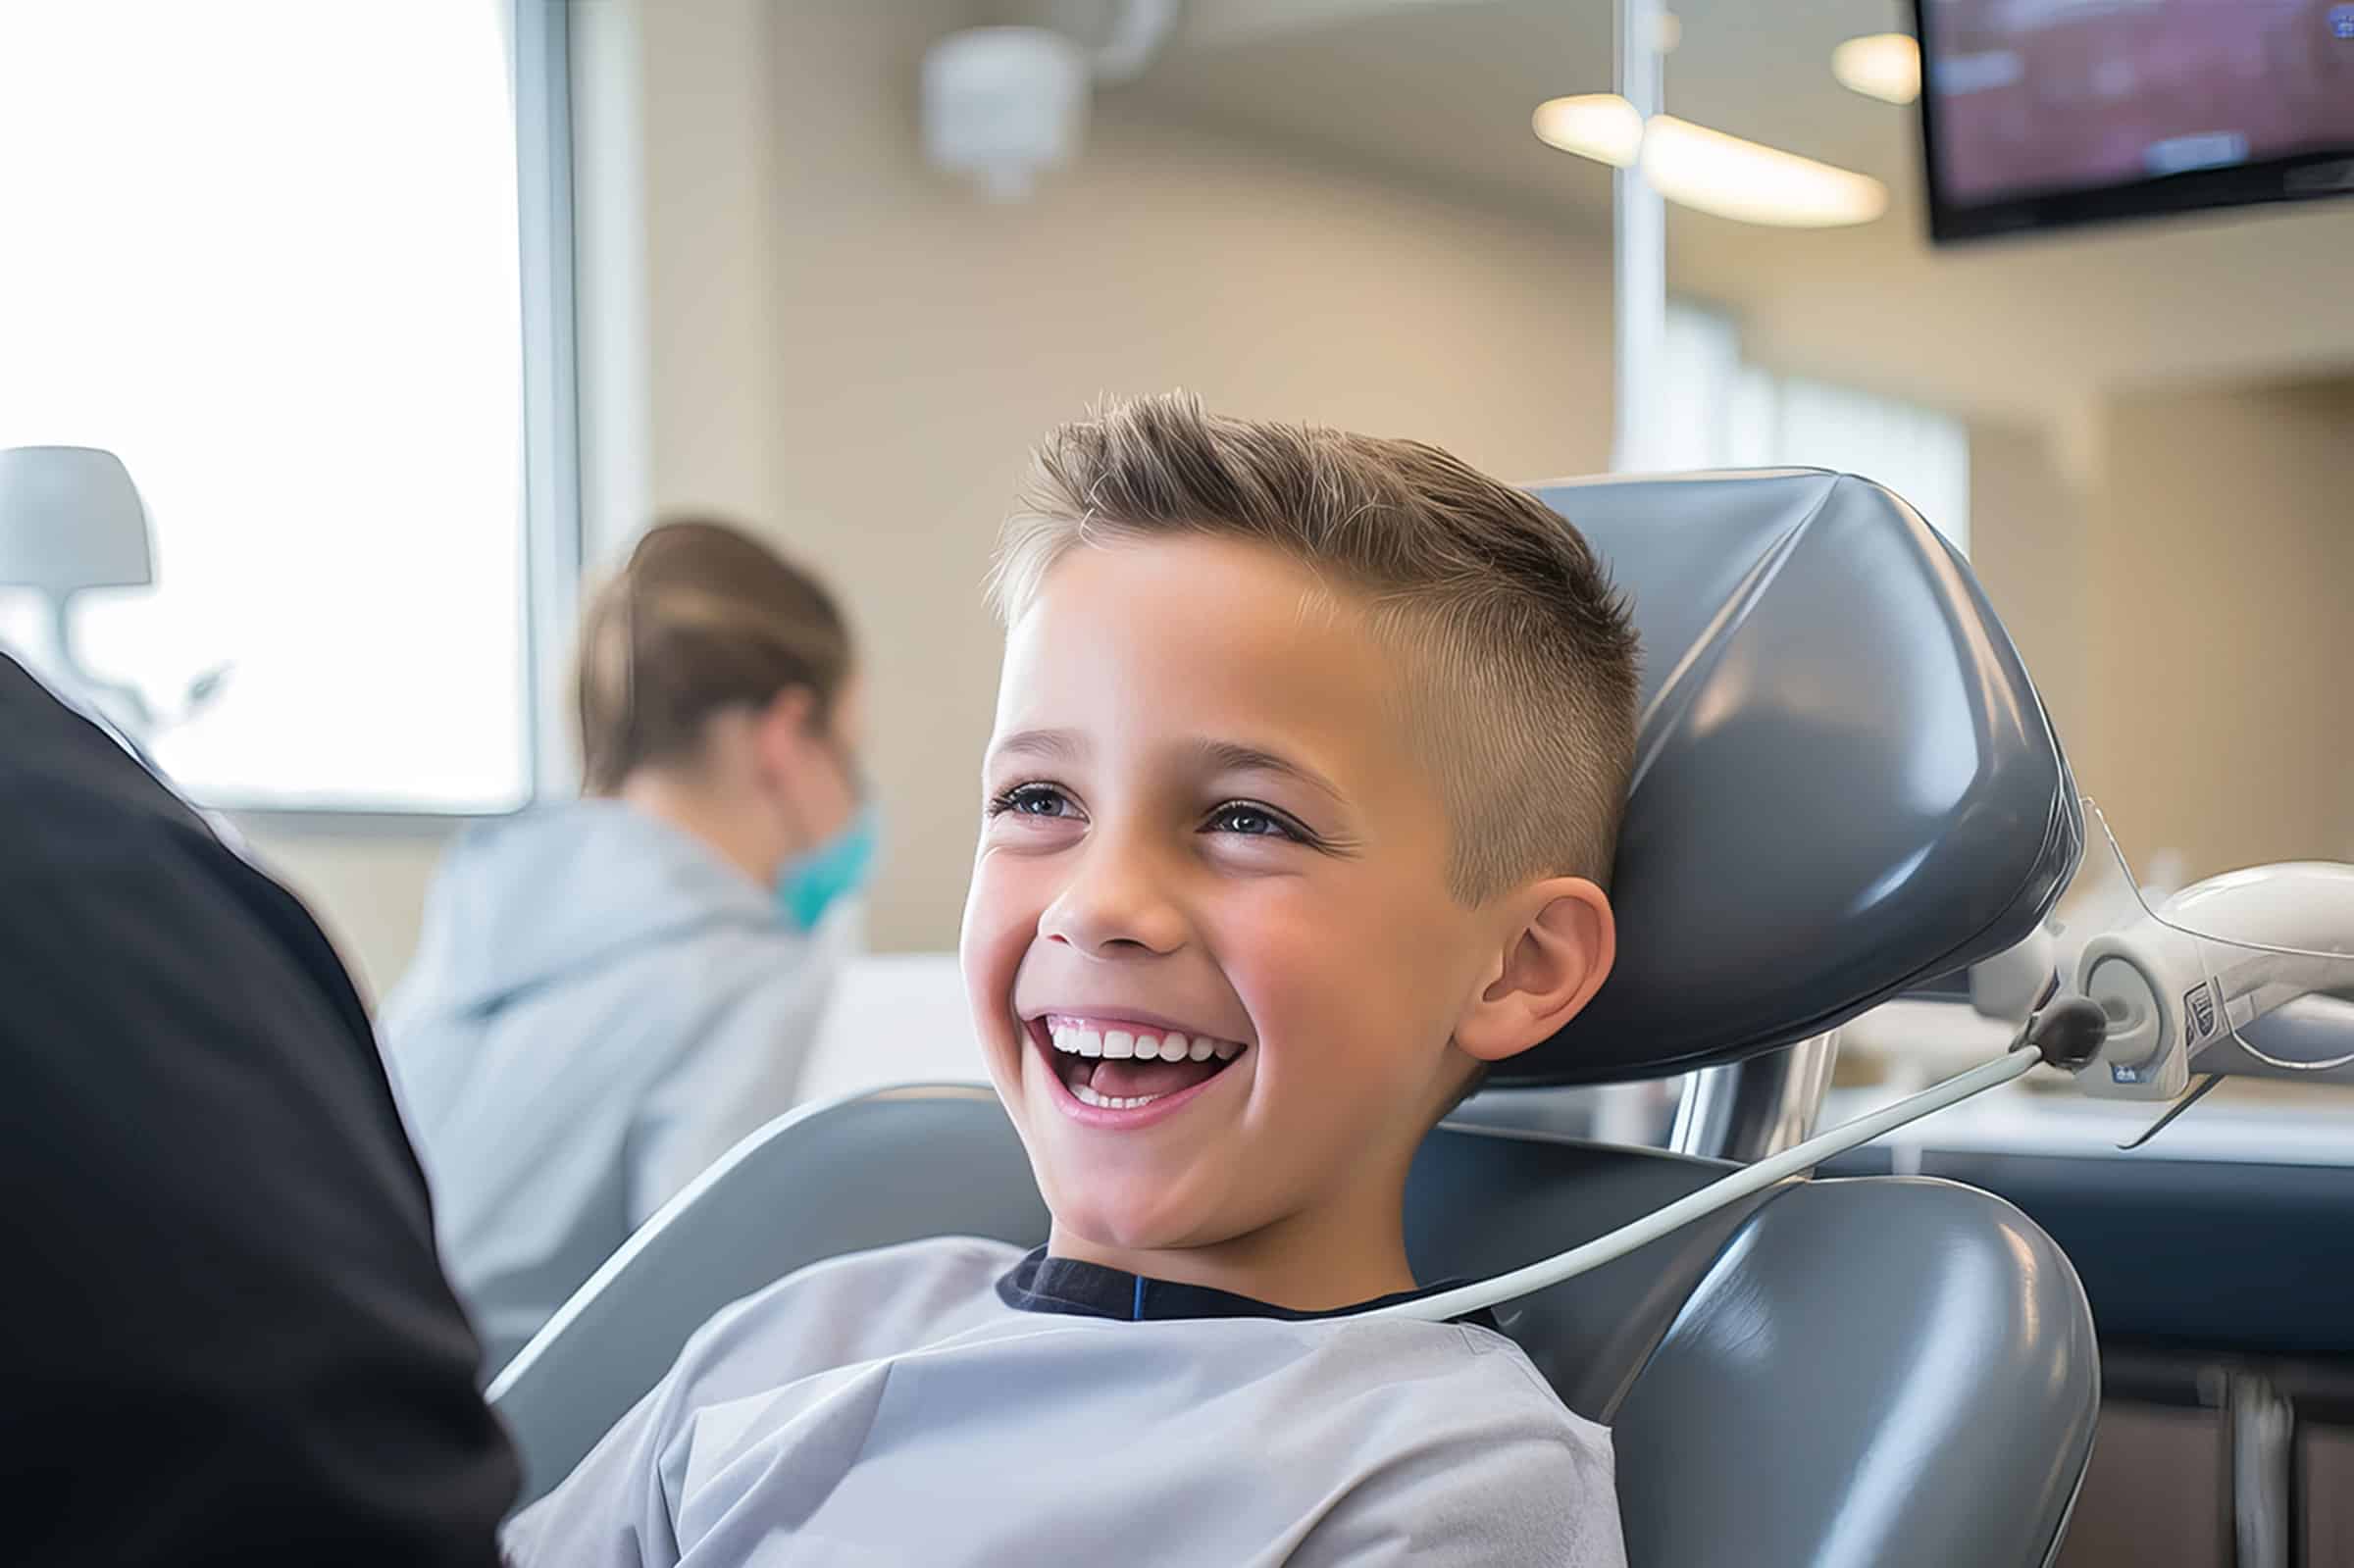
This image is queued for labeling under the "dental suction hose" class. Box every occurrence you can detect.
[1370,997,2108,1323]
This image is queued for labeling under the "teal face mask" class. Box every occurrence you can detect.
[776,797,880,933]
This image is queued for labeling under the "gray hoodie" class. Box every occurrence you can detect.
[381,800,839,1375]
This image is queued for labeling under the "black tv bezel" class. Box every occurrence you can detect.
[1912,0,2354,244]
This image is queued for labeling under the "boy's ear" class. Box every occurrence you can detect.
[1454,878,1616,1065]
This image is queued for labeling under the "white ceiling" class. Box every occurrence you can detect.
[1123,0,2354,428]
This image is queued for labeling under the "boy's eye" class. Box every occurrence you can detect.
[1205,800,1304,840]
[988,783,1077,820]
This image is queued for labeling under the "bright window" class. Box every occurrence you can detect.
[0,0,561,811]
[1663,304,1971,554]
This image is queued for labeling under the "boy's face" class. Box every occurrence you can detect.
[961,534,1522,1299]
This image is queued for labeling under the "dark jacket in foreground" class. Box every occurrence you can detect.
[0,654,518,1565]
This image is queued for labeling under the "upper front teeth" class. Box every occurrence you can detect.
[1049,1023,1242,1061]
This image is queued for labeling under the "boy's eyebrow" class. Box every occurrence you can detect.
[990,731,1348,804]
[1192,739,1349,804]
[990,728,1086,764]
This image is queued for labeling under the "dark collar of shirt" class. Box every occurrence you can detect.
[996,1245,1504,1332]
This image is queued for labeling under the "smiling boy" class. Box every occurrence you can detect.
[505,393,1639,1566]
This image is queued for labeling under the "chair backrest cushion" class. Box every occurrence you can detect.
[1514,471,2078,1086]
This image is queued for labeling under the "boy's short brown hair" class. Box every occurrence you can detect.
[992,392,1640,903]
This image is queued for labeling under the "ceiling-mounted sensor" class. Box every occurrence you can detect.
[921,26,1091,201]
[921,2,1179,200]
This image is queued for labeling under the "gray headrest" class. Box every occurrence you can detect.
[1504,471,2079,1087]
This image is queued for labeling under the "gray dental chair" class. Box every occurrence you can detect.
[488,471,2100,1565]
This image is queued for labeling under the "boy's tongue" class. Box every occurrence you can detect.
[1086,1055,1223,1098]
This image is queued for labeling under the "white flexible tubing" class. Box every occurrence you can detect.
[1366,1046,2043,1322]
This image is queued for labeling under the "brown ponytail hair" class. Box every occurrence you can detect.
[576,518,853,795]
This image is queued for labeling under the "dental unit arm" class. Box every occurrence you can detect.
[1373,858,2354,1324]
[2072,862,2354,1099]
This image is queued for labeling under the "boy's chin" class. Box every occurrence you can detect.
[1045,1180,1231,1259]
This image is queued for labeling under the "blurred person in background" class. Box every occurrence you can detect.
[382,519,874,1374]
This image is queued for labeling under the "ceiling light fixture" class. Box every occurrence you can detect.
[1831,31,1921,105]
[1641,115,1889,227]
[1531,94,1644,169]
[1533,95,1888,228]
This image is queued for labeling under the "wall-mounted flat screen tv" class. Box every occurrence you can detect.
[1915,0,2354,242]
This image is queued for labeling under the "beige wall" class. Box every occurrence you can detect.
[1958,381,2354,887]
[640,0,789,531]
[2075,376,2354,880]
[1967,419,2092,744]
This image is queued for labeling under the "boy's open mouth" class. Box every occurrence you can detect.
[1033,1012,1250,1111]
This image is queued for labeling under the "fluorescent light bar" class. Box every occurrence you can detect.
[1533,96,1888,228]
[1531,94,1643,169]
[1641,115,1888,227]
[1831,32,1921,105]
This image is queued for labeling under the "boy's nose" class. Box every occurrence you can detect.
[1038,835,1188,958]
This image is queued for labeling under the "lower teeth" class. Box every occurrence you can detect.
[1071,1083,1166,1110]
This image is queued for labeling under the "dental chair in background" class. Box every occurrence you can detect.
[489,471,2099,1566]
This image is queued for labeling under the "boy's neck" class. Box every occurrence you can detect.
[1046,1189,1420,1313]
